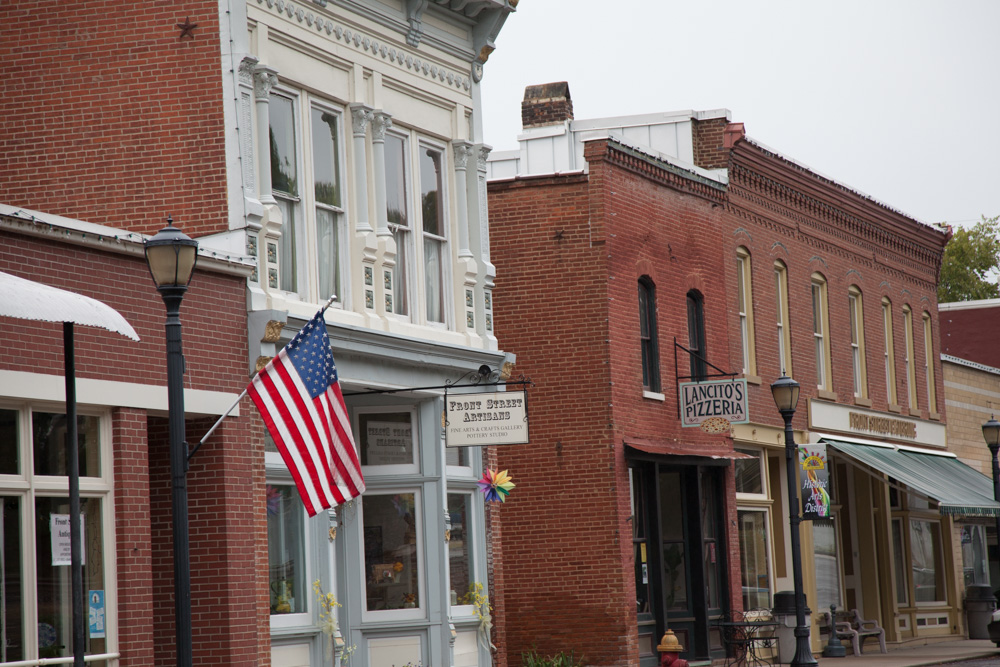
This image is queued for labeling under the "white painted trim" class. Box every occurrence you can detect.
[0,370,242,417]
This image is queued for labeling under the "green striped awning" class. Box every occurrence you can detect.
[821,438,1000,517]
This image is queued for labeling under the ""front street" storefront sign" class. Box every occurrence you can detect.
[679,378,749,428]
[446,390,530,447]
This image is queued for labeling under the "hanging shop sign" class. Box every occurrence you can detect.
[798,444,831,520]
[446,390,529,447]
[679,378,748,428]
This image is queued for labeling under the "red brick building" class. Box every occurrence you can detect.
[0,209,260,665]
[488,84,985,665]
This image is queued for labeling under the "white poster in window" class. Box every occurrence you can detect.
[89,590,106,639]
[50,514,85,567]
[365,421,413,465]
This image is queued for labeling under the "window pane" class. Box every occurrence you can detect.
[447,494,472,605]
[364,493,420,611]
[419,147,443,236]
[424,237,443,323]
[276,197,297,293]
[910,519,944,603]
[270,95,298,196]
[812,518,841,610]
[311,107,340,207]
[267,484,307,615]
[0,409,18,475]
[892,519,908,604]
[961,524,989,587]
[445,445,467,467]
[35,497,105,660]
[32,413,100,478]
[393,227,409,316]
[738,509,771,610]
[734,450,762,494]
[359,413,414,466]
[2,496,23,662]
[317,207,339,302]
[658,471,686,610]
[385,134,408,227]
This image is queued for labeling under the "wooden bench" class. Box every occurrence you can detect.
[820,608,887,655]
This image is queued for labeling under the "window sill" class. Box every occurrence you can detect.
[743,374,762,386]
[853,396,873,408]
[928,411,941,421]
[643,390,666,402]
[816,389,838,402]
[888,403,903,414]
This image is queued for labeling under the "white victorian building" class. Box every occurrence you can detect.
[202,2,516,665]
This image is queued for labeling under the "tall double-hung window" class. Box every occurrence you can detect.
[687,290,708,381]
[923,312,937,414]
[882,297,897,406]
[774,261,793,377]
[811,274,832,391]
[0,406,114,664]
[638,277,660,393]
[736,248,756,376]
[848,286,867,399]
[269,91,347,303]
[384,134,450,324]
[903,305,917,411]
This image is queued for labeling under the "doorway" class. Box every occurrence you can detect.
[630,459,729,664]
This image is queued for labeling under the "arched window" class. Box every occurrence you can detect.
[736,247,757,376]
[638,277,660,393]
[774,260,793,377]
[882,297,897,406]
[848,286,867,399]
[811,274,831,391]
[687,290,707,381]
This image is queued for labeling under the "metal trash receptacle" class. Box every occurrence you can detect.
[772,591,811,664]
[965,584,996,639]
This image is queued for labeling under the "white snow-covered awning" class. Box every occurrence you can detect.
[0,270,139,340]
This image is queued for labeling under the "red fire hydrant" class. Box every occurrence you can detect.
[657,629,689,667]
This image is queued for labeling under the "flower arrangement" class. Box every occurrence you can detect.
[462,582,495,650]
[312,580,356,666]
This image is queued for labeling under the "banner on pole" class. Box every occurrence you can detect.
[798,444,831,520]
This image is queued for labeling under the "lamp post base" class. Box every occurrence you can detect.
[791,626,819,666]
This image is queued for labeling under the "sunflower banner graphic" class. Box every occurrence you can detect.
[798,444,831,520]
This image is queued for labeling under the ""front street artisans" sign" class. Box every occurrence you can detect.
[679,379,749,428]
[446,390,529,447]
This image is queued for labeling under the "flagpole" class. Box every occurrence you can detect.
[191,299,336,460]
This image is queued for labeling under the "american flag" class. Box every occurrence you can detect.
[248,309,365,516]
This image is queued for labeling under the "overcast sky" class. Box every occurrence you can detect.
[480,0,999,228]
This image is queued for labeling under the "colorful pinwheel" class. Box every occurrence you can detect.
[478,469,515,503]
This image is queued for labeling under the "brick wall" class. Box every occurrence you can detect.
[723,141,948,432]
[941,306,1000,369]
[489,138,743,665]
[0,230,266,666]
[0,1,229,237]
[942,360,998,475]
[691,117,729,170]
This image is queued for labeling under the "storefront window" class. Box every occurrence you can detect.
[734,449,763,495]
[267,484,308,615]
[892,518,908,605]
[910,519,945,603]
[364,492,421,612]
[659,472,686,611]
[33,412,101,478]
[0,409,18,475]
[961,524,989,587]
[358,411,416,469]
[701,474,719,609]
[447,493,472,606]
[812,518,841,610]
[738,509,771,610]
[2,496,22,662]
[35,496,106,661]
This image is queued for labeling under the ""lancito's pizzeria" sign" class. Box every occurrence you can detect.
[679,379,748,428]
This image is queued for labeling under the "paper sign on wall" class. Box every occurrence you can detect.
[89,590,106,639]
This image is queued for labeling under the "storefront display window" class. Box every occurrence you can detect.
[0,406,113,664]
[734,449,764,495]
[961,524,989,587]
[267,484,308,615]
[910,519,945,604]
[812,518,842,610]
[659,472,686,611]
[892,518,908,605]
[447,493,473,607]
[358,411,416,471]
[363,492,421,612]
[738,509,771,610]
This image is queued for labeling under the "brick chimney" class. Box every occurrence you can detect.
[521,82,574,129]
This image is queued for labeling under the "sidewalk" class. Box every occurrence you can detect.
[816,638,999,666]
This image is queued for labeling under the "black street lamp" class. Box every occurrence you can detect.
[771,374,818,667]
[981,416,1000,563]
[145,217,198,667]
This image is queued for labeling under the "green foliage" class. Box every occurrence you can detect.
[520,650,585,667]
[938,215,1000,303]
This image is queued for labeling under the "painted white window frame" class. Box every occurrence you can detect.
[903,305,917,411]
[774,261,793,377]
[811,274,831,391]
[0,401,117,664]
[736,248,757,377]
[848,286,867,399]
[355,406,420,477]
[417,139,451,328]
[922,312,936,413]
[882,297,897,406]
[384,130,414,320]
